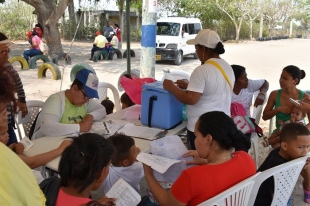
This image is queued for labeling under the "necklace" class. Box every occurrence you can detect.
[208,155,233,163]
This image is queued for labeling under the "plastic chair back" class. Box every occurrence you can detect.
[98,82,121,112]
[250,91,268,168]
[15,100,44,140]
[160,70,191,81]
[248,155,308,206]
[198,173,261,206]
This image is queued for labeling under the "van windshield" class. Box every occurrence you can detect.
[156,22,180,36]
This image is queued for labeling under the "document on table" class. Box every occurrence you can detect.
[138,135,193,182]
[89,120,127,137]
[117,123,163,140]
[105,178,141,206]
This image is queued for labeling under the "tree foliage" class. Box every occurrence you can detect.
[0,0,36,40]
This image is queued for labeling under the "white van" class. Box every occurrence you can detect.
[156,17,202,65]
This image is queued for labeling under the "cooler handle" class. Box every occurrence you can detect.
[148,96,157,127]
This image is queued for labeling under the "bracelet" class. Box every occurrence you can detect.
[258,92,266,96]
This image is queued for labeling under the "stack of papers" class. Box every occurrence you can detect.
[89,120,127,137]
[117,123,163,140]
[137,135,193,183]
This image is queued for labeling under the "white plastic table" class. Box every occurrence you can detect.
[24,105,187,172]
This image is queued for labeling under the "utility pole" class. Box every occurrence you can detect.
[140,0,157,78]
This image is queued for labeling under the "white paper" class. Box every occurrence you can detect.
[117,123,162,140]
[147,136,193,182]
[137,152,181,174]
[121,111,141,120]
[163,69,175,82]
[105,178,141,206]
[153,160,189,183]
[20,137,34,151]
[89,122,111,135]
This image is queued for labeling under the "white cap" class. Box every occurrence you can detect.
[109,31,115,36]
[186,29,220,49]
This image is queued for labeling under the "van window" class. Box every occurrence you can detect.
[194,23,202,34]
[157,22,181,36]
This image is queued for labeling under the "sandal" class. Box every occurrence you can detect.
[303,180,310,203]
[262,140,269,147]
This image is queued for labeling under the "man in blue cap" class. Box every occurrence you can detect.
[32,69,107,139]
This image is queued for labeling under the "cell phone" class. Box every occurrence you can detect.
[289,98,300,106]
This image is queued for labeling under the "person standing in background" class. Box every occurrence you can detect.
[103,21,114,42]
[113,23,122,49]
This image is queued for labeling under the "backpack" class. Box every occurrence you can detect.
[231,102,263,136]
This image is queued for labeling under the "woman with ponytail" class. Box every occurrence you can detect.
[142,111,255,206]
[163,29,235,150]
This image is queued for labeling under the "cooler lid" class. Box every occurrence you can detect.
[142,81,170,94]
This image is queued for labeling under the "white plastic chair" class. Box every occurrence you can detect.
[160,70,191,81]
[250,91,268,168]
[15,100,44,140]
[97,82,121,112]
[198,173,261,206]
[248,155,309,206]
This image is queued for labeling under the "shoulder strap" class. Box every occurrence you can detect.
[205,60,232,89]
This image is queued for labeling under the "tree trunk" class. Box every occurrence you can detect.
[249,19,253,40]
[259,12,263,38]
[68,0,76,39]
[21,0,70,55]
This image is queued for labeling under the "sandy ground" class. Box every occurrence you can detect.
[10,38,310,205]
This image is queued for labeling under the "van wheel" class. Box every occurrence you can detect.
[193,53,198,59]
[174,51,182,65]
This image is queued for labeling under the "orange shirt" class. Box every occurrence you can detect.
[171,151,256,206]
[55,188,91,206]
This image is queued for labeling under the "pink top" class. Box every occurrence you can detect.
[32,35,41,50]
[55,188,91,206]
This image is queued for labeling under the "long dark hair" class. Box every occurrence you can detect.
[58,133,114,193]
[197,111,250,152]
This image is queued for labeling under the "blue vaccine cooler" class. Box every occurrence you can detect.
[141,81,183,129]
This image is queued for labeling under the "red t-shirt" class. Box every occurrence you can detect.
[171,151,256,206]
[55,188,91,206]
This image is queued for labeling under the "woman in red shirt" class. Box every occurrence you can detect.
[142,111,256,206]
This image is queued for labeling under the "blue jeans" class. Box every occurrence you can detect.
[90,46,104,59]
[23,49,42,61]
[139,196,159,206]
[105,46,115,53]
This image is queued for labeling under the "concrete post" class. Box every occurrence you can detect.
[140,0,157,78]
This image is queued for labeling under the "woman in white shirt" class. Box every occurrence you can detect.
[163,29,235,149]
[231,64,269,116]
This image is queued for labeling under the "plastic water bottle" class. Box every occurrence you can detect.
[182,104,187,121]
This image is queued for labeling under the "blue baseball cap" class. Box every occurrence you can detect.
[76,69,99,99]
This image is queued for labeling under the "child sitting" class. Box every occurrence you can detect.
[263,106,306,148]
[0,124,71,169]
[40,133,115,206]
[102,133,144,193]
[254,123,310,205]
[101,97,115,115]
[120,92,135,109]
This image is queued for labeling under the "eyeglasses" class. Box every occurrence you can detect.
[80,89,90,100]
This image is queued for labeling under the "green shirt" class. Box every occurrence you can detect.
[60,97,87,124]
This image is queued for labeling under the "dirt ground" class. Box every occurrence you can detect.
[9,38,310,205]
